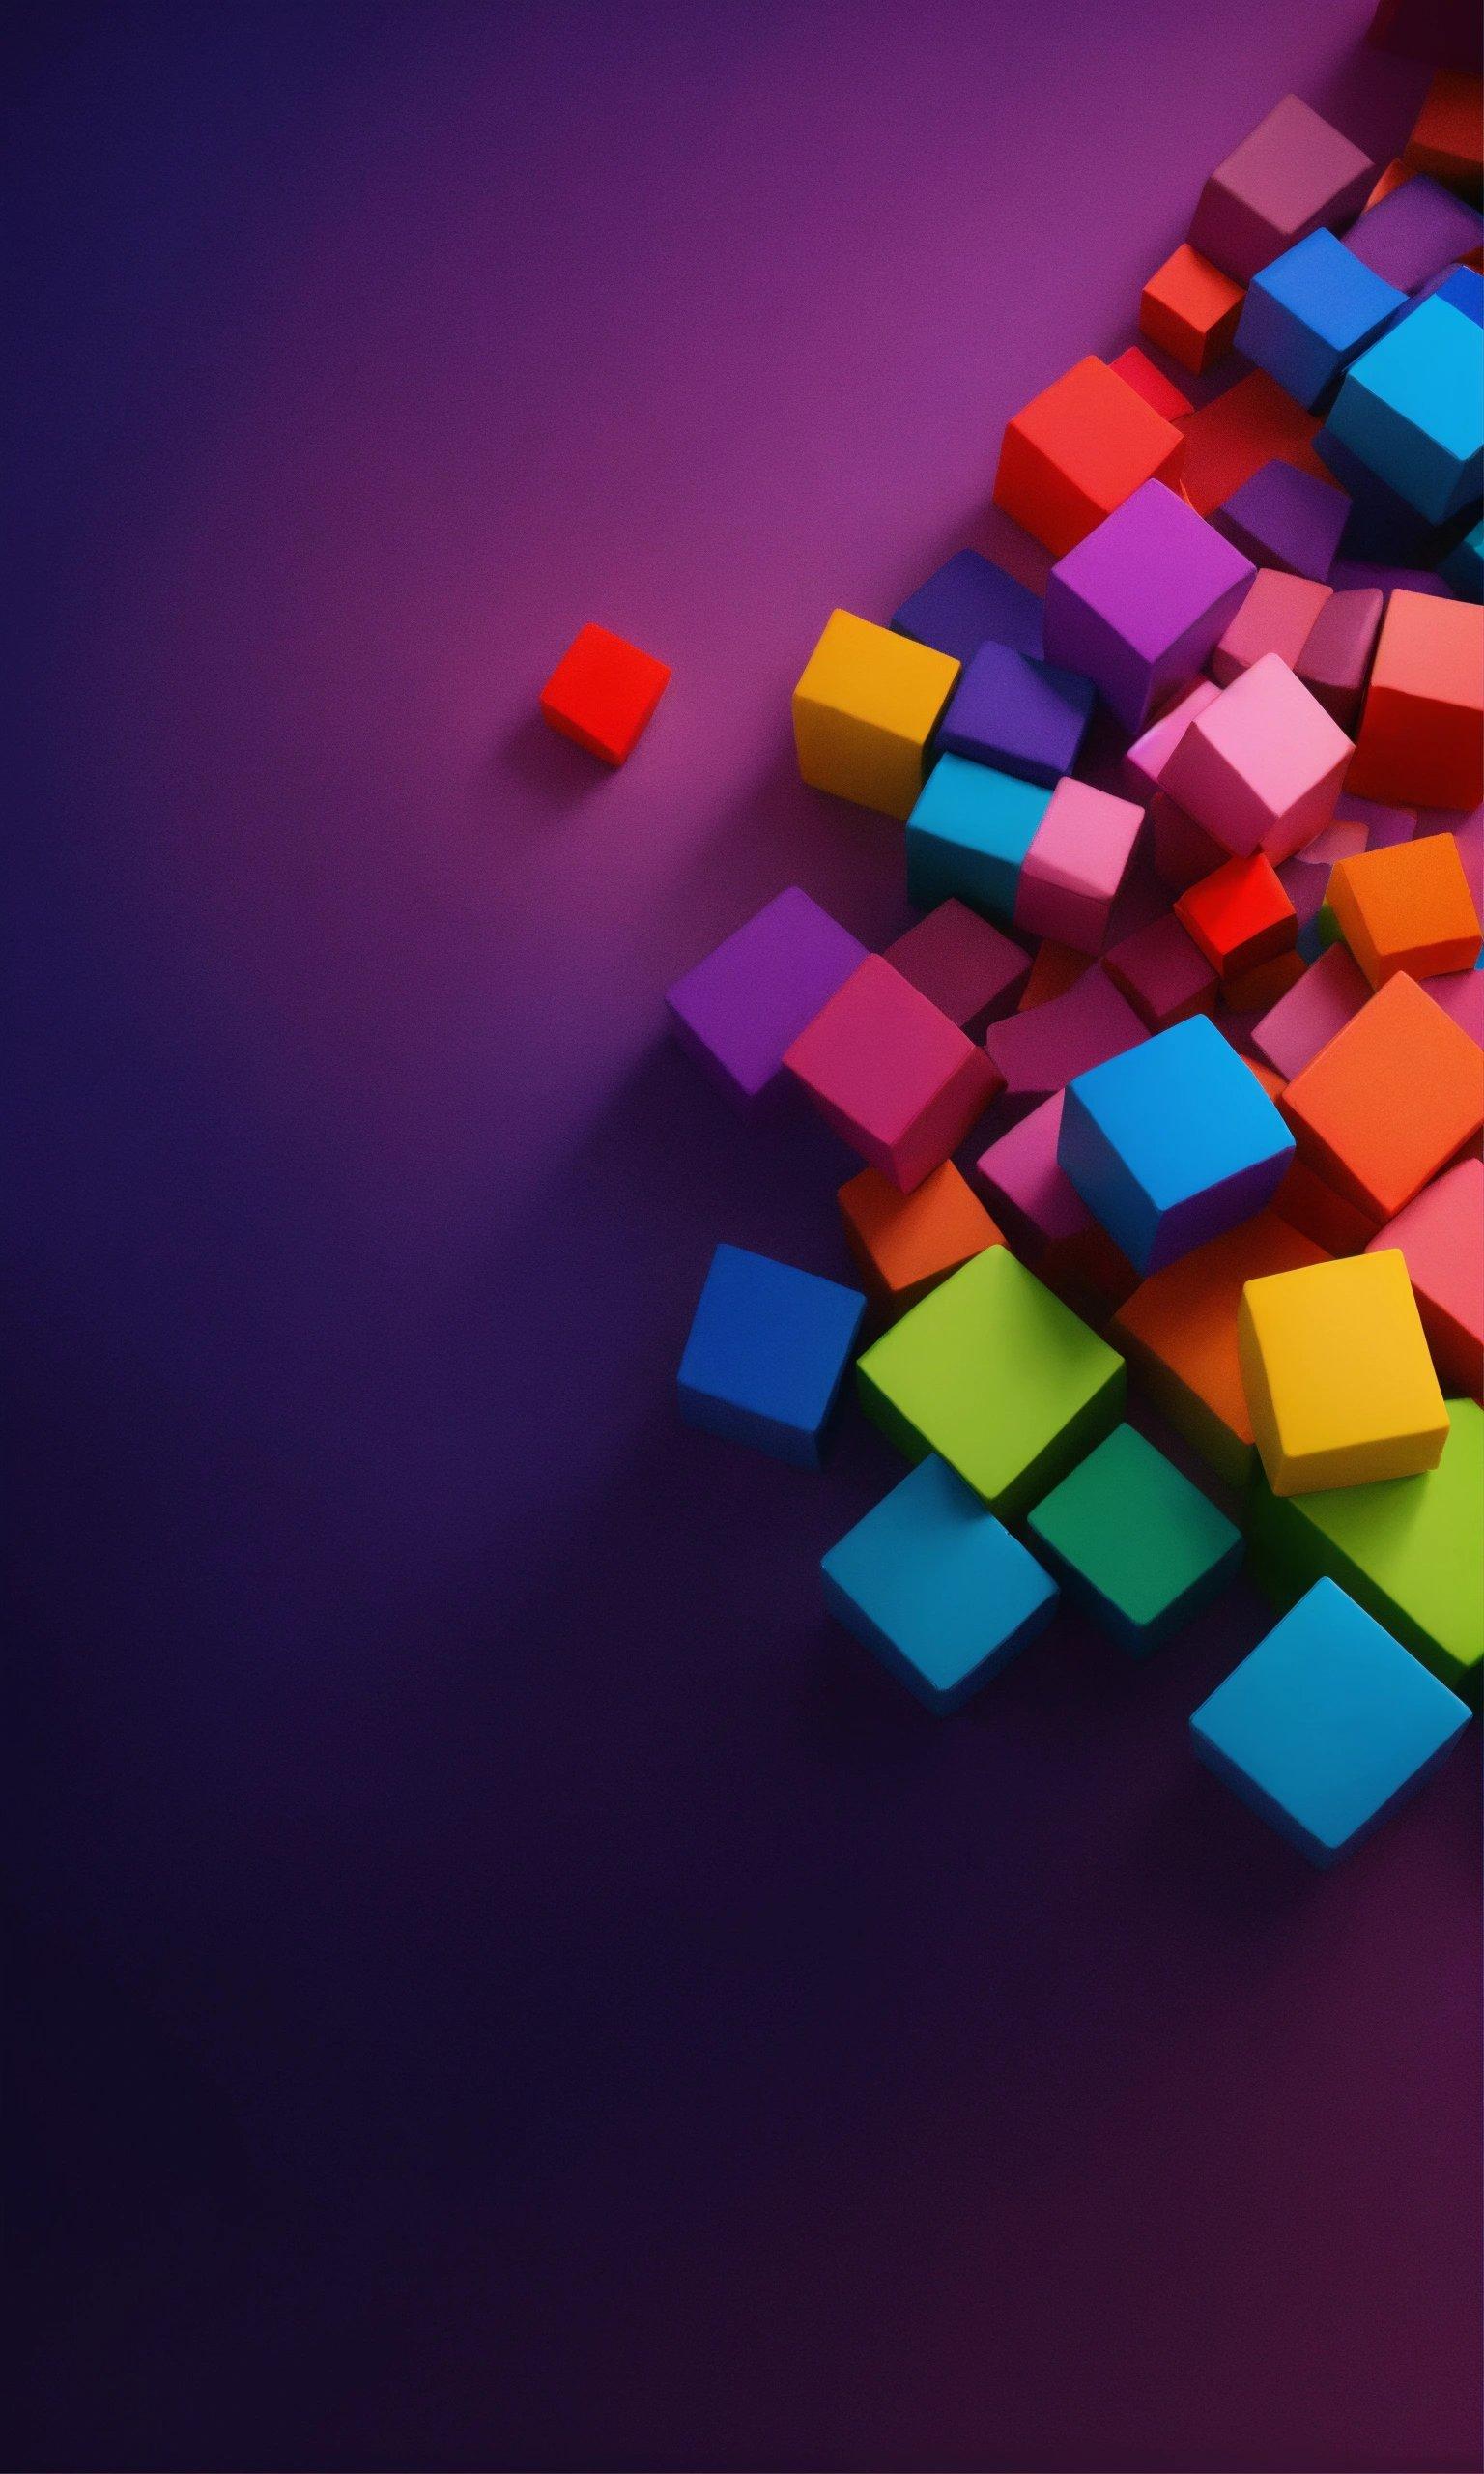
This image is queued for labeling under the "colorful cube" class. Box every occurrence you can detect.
[1175,851,1297,979]
[1108,346,1194,420]
[1125,678,1222,795]
[1177,370,1327,515]
[1279,971,1484,1218]
[891,548,1044,664]
[538,621,671,763]
[976,1090,1097,1251]
[792,609,959,820]
[935,641,1095,788]
[665,886,867,1109]
[1188,95,1374,283]
[1238,1248,1450,1493]
[1343,173,1483,293]
[992,356,1184,559]
[1027,1424,1242,1654]
[1325,295,1483,522]
[1213,570,1332,685]
[1404,68,1484,191]
[1213,459,1351,581]
[1250,941,1371,1079]
[1347,589,1484,808]
[882,900,1029,1034]
[1234,229,1407,408]
[1161,653,1353,863]
[983,963,1147,1100]
[1042,479,1254,731]
[1103,911,1218,1031]
[905,755,1050,924]
[1366,1157,1483,1399]
[1327,833,1482,987]
[1139,244,1245,373]
[1295,586,1384,725]
[677,1243,866,1467]
[1013,779,1144,956]
[784,957,998,1193]
[839,1160,1005,1313]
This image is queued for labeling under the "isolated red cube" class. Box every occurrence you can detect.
[539,622,671,764]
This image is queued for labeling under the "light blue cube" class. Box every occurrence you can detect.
[1058,1016,1295,1275]
[1190,1580,1470,1865]
[678,1243,865,1468]
[905,753,1049,924]
[1236,229,1405,410]
[822,1453,1059,1711]
[1325,295,1484,524]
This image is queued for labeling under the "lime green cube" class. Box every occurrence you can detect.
[1027,1424,1243,1655]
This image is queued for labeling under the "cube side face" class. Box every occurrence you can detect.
[885,903,1030,1032]
[792,614,959,819]
[1367,1160,1484,1400]
[936,645,1095,789]
[677,1246,865,1466]
[891,550,1044,666]
[1350,591,1484,808]
[666,889,868,1108]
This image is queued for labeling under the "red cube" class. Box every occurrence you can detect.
[539,622,671,765]
[1175,851,1297,979]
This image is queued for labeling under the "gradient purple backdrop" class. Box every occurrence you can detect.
[6,4,1480,2468]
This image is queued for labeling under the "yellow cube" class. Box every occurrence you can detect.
[792,610,959,820]
[1238,1251,1450,1497]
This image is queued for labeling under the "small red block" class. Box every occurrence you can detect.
[539,622,671,765]
[1176,851,1298,978]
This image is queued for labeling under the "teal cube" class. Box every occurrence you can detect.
[822,1453,1059,1711]
[1326,295,1483,525]
[905,753,1050,924]
[1026,1424,1242,1655]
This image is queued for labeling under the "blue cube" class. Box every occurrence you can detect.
[1314,423,1445,563]
[821,1453,1059,1711]
[1325,295,1484,525]
[905,753,1050,924]
[935,640,1096,789]
[891,548,1044,664]
[678,1243,865,1468]
[1236,229,1406,411]
[1432,264,1484,329]
[1190,1579,1470,1865]
[1057,1016,1295,1275]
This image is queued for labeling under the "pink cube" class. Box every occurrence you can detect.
[1149,791,1230,891]
[1013,779,1145,954]
[1103,912,1219,1029]
[1162,653,1354,862]
[1365,1157,1483,1400]
[975,1091,1093,1249]
[1212,571,1332,685]
[1188,95,1374,284]
[1296,587,1384,728]
[783,957,1000,1192]
[983,963,1147,1098]
[1250,941,1371,1078]
[1125,678,1222,798]
[883,900,1029,1035]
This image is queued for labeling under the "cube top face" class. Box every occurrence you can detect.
[984,964,1148,1101]
[784,956,990,1152]
[1341,292,1484,473]
[936,641,1095,789]
[1027,1423,1241,1638]
[839,1161,1004,1308]
[1027,779,1144,906]
[1217,459,1351,581]
[666,887,868,1106]
[891,549,1044,666]
[1251,941,1370,1079]
[1190,1579,1469,1863]
[1239,1248,1450,1492]
[1280,971,1484,1220]
[883,901,1029,1031]
[1049,481,1255,667]
[1369,587,1483,709]
[539,622,671,763]
[678,1244,866,1459]
[1216,568,1332,682]
[906,756,1051,921]
[1345,174,1484,293]
[1329,833,1482,986]
[1167,653,1353,858]
[995,357,1184,558]
[976,1090,1095,1249]
[793,610,959,819]
[1190,96,1374,283]
[1255,227,1406,353]
[1141,243,1246,372]
[1104,912,1218,1029]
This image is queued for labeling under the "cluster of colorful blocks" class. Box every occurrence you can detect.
[539,10,1484,1868]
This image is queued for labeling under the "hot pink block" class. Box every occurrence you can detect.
[983,964,1147,1098]
[783,956,999,1194]
[1162,652,1354,863]
[1212,570,1331,686]
[1014,779,1144,954]
[1366,1157,1483,1400]
[1250,941,1370,1078]
[1124,678,1221,798]
[976,1091,1092,1248]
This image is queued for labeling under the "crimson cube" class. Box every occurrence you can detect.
[539,622,671,764]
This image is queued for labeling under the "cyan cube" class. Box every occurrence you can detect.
[1057,1015,1295,1275]
[1026,1424,1243,1656]
[1235,229,1406,410]
[1325,294,1484,524]
[892,548,1044,663]
[1190,1578,1470,1865]
[821,1453,1059,1711]
[934,640,1096,789]
[678,1243,866,1468]
[905,754,1050,925]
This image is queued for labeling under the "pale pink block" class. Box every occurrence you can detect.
[975,1091,1092,1247]
[1366,1158,1483,1399]
[1250,941,1370,1078]
[1296,587,1384,728]
[983,964,1147,1098]
[1211,571,1331,687]
[1014,779,1144,955]
[1149,792,1228,891]
[1162,653,1354,863]
[1421,968,1484,1050]
[1297,820,1369,864]
[1124,679,1221,798]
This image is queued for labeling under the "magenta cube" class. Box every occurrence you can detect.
[666,885,867,1109]
[1188,95,1374,284]
[1014,779,1144,955]
[1042,481,1255,732]
[1295,587,1384,725]
[1213,459,1351,581]
[1161,653,1354,862]
[1125,678,1222,797]
[783,956,999,1192]
[883,900,1029,1034]
[1249,941,1371,1078]
[1103,912,1219,1030]
[1213,570,1332,685]
[976,1091,1094,1249]
[983,964,1147,1099]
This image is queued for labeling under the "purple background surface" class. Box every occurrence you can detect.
[7,5,1480,2468]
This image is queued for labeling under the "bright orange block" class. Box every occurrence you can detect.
[538,622,671,764]
[839,1161,1005,1313]
[1404,71,1483,193]
[1327,834,1483,989]
[1348,591,1484,811]
[1280,973,1484,1221]
[1140,245,1245,374]
[1108,347,1193,422]
[1176,851,1297,979]
[1176,371,1328,516]
[992,357,1184,558]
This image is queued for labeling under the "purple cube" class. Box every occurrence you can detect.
[883,899,1029,1035]
[1042,480,1255,733]
[1343,176,1484,294]
[1188,95,1374,285]
[1213,458,1352,581]
[891,548,1044,664]
[666,886,867,1109]
[934,640,1096,787]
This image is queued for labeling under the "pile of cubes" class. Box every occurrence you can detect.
[655,22,1484,1867]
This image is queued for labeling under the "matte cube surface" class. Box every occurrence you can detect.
[1103,912,1219,1030]
[936,641,1095,788]
[983,964,1147,1099]
[1326,295,1484,522]
[993,357,1184,559]
[1238,1248,1449,1493]
[883,901,1029,1034]
[793,610,959,820]
[1108,346,1194,420]
[976,1090,1096,1251]
[665,886,867,1109]
[1140,244,1245,372]
[1042,480,1255,732]
[784,958,998,1193]
[1235,230,1407,408]
[1366,1158,1484,1398]
[891,549,1044,664]
[1327,834,1482,987]
[1162,653,1353,862]
[1027,1424,1242,1655]
[839,1161,1005,1313]
[905,756,1050,924]
[1405,67,1484,189]
[1125,678,1222,794]
[1295,586,1384,725]
[1190,1579,1469,1864]
[1176,851,1297,979]
[1214,459,1351,581]
[1213,570,1332,685]
[1176,370,1327,515]
[538,622,671,763]
[1344,173,1484,293]
[1347,589,1484,808]
[1188,95,1374,283]
[1014,779,1144,955]
[1279,971,1484,1218]
[1251,941,1371,1078]
[677,1244,866,1468]
[821,1455,1058,1712]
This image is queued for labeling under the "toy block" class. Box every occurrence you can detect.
[1325,297,1483,523]
[1368,1157,1483,1399]
[1250,941,1370,1078]
[1279,971,1484,1219]
[1347,589,1484,808]
[992,357,1184,559]
[1327,833,1482,988]
[905,755,1050,925]
[1103,912,1218,1030]
[665,886,868,1110]
[1139,245,1245,373]
[1126,678,1222,796]
[1018,938,1092,1009]
[1111,1209,1327,1486]
[1273,1154,1382,1255]
[1441,514,1484,598]
[1294,586,1384,725]
[1014,779,1144,955]
[839,1160,1005,1314]
[1108,347,1193,421]
[1176,852,1296,980]
[1175,371,1327,515]
[1405,69,1484,190]
[784,958,999,1193]
[891,548,1044,666]
[1365,158,1414,208]
[1162,654,1352,865]
[1212,571,1332,686]
[883,900,1028,1035]
[1188,96,1374,284]
[976,1091,1095,1251]
[1343,172,1483,291]
[1150,791,1230,891]
[677,1243,866,1468]
[793,610,959,820]
[1239,1248,1449,1494]
[1213,460,1350,583]
[855,1245,1126,1516]
[1027,1424,1242,1655]
[1059,1014,1294,1274]
[1190,1579,1470,1863]
[821,1455,1058,1712]
[984,964,1147,1099]
[1042,480,1254,732]
[1234,229,1407,409]
[1220,949,1306,1013]
[935,640,1095,788]
[1433,261,1484,319]
[1367,0,1481,73]
[538,622,670,763]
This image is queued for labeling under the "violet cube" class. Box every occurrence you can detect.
[1213,459,1352,581]
[1343,175,1484,295]
[934,640,1095,788]
[884,899,1029,1035]
[892,549,1044,664]
[666,885,867,1110]
[1295,586,1384,725]
[1188,95,1373,285]
[1042,480,1255,733]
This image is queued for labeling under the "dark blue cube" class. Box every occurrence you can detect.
[677,1243,866,1468]
[934,641,1095,789]
[891,549,1044,665]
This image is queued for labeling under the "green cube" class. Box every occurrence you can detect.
[1026,1424,1244,1655]
[856,1246,1125,1519]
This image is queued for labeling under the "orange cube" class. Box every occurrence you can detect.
[539,622,671,764]
[1176,371,1327,515]
[838,1161,1005,1313]
[1348,590,1484,810]
[992,357,1184,558]
[1327,834,1483,989]
[1108,346,1193,422]
[1280,973,1484,1221]
[1403,71,1483,194]
[1140,244,1246,375]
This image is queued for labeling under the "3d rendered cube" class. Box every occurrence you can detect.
[538,622,671,763]
[1027,1424,1242,1654]
[1366,1157,1483,1398]
[1213,570,1332,685]
[1327,833,1482,987]
[992,356,1184,559]
[883,900,1029,1034]
[976,1090,1096,1251]
[784,957,998,1192]
[1295,585,1384,724]
[983,964,1147,1100]
[665,886,867,1109]
[935,641,1095,788]
[1234,229,1407,408]
[677,1243,866,1467]
[855,1245,1126,1516]
[1042,480,1255,732]
[1238,1248,1450,1493]
[1176,851,1297,979]
[1346,589,1484,807]
[1103,912,1218,1030]
[891,548,1044,664]
[1213,459,1351,582]
[1325,295,1483,522]
[1108,346,1193,421]
[1161,654,1353,862]
[1125,678,1222,795]
[1017,939,1092,1010]
[1013,779,1144,955]
[905,755,1050,924]
[1189,1580,1470,1864]
[1059,1015,1295,1274]
[1251,941,1371,1078]
[793,609,959,820]
[821,1454,1059,1712]
[1188,95,1374,283]
[1442,515,1484,599]
[1279,972,1484,1219]
[839,1160,1005,1314]
[1140,244,1245,373]
[1150,792,1230,891]
[1177,370,1327,515]
[1343,173,1483,293]
[1405,67,1484,189]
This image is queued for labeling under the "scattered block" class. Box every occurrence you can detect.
[1163,653,1353,863]
[784,957,998,1192]
[1149,791,1230,890]
[1176,851,1298,980]
[984,963,1147,1099]
[1188,95,1374,283]
[1108,346,1193,420]
[1213,459,1351,581]
[1404,68,1484,191]
[538,622,671,763]
[1139,244,1245,373]
[891,548,1043,665]
[1013,778,1144,955]
[976,1090,1095,1251]
[1220,948,1307,1013]
[1239,1247,1449,1493]
[666,886,867,1110]
[1190,1579,1470,1863]
[1441,513,1484,599]
[1176,370,1327,515]
[793,609,959,820]
[1366,1157,1483,1398]
[677,1243,866,1467]
[935,640,1095,788]
[1027,1424,1242,1654]
[1272,1154,1382,1255]
[905,755,1050,925]
[1042,479,1254,731]
[883,900,1028,1034]
[1347,588,1484,808]
[992,356,1184,559]
[1327,833,1482,987]
[1325,295,1483,523]
[839,1160,1005,1313]
[822,1455,1058,1712]
[1125,678,1222,796]
[1251,941,1371,1078]
[1279,971,1484,1219]
[1295,586,1384,725]
[1018,938,1092,1010]
[1103,911,1219,1030]
[1234,229,1406,408]
[1343,172,1483,293]
[1213,570,1332,684]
